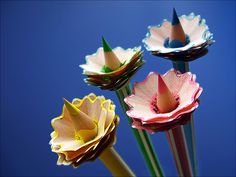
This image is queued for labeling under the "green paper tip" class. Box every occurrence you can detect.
[102,36,112,52]
[101,65,114,73]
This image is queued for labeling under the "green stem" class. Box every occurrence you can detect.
[116,84,164,177]
[172,61,197,176]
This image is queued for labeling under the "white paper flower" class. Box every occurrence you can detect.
[143,12,214,61]
[80,45,144,90]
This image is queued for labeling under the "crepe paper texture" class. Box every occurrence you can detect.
[80,38,164,177]
[143,10,214,61]
[124,69,202,132]
[80,38,144,91]
[50,93,120,168]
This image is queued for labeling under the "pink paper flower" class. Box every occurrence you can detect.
[124,69,202,133]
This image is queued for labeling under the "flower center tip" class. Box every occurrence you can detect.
[151,93,179,114]
[102,36,121,71]
[152,75,179,113]
[103,51,121,71]
[74,132,83,142]
[74,121,98,143]
[168,8,188,48]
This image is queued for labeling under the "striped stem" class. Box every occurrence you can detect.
[166,124,193,177]
[116,84,164,177]
[172,61,197,176]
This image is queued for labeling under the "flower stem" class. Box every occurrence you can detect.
[166,124,193,177]
[116,84,164,177]
[172,61,197,176]
[99,147,136,177]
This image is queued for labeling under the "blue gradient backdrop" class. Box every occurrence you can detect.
[1,1,235,176]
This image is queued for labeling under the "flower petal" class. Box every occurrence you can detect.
[125,69,203,131]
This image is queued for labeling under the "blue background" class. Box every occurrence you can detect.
[1,1,235,176]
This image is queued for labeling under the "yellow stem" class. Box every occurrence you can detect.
[99,147,136,177]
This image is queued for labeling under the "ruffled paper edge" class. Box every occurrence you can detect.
[80,46,142,75]
[50,93,117,153]
[124,69,203,124]
[142,12,214,53]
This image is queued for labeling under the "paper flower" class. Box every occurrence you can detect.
[124,69,202,133]
[50,93,119,167]
[80,37,144,91]
[143,9,214,61]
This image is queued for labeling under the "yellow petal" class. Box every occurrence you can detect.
[77,126,98,142]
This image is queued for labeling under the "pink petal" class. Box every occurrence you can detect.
[125,69,203,125]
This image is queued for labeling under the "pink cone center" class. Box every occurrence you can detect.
[151,75,179,113]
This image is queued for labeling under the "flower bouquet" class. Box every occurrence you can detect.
[49,8,213,177]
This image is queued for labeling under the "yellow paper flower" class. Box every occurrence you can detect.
[50,93,119,168]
